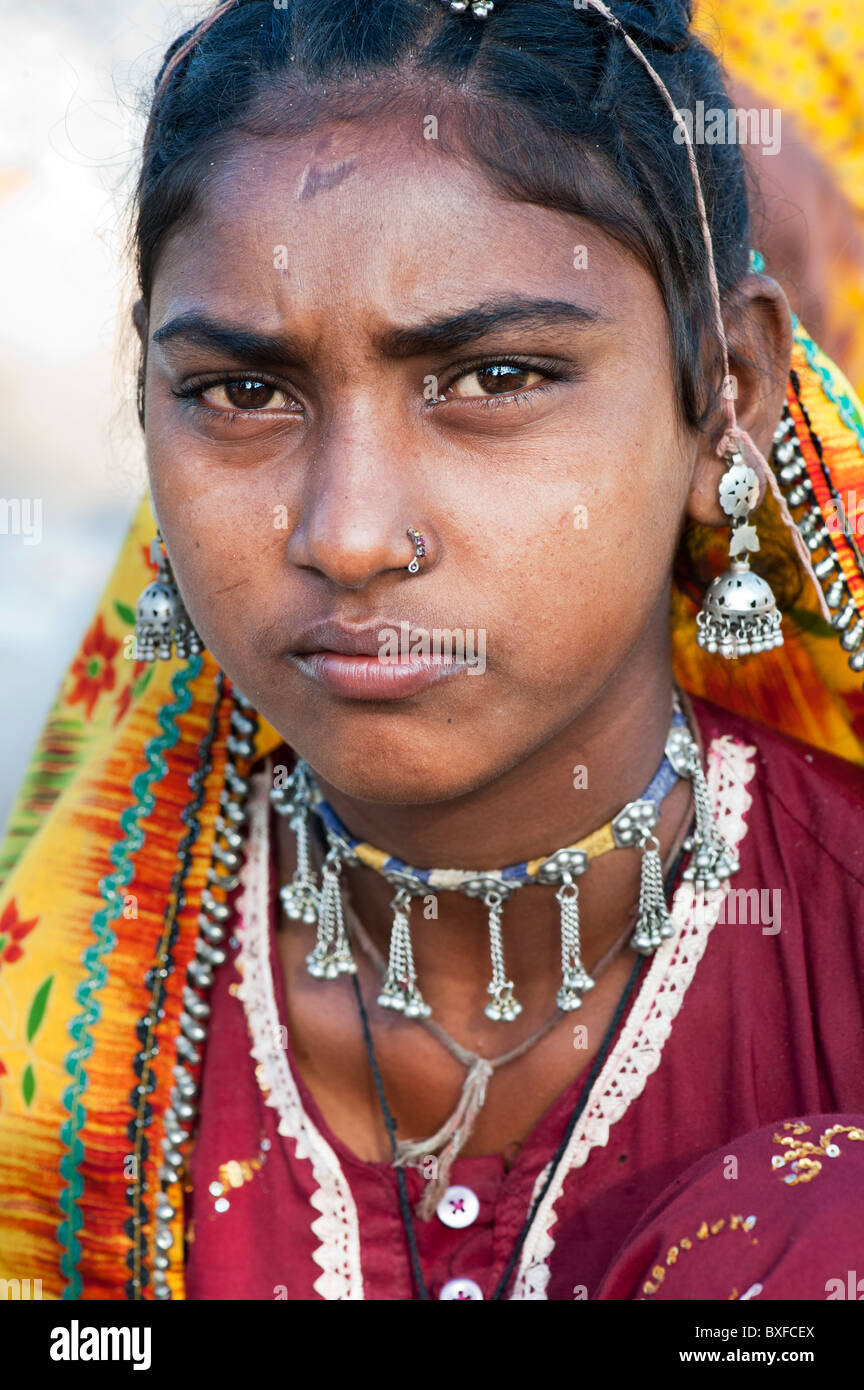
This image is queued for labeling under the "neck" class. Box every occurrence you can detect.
[315,663,680,870]
[275,664,699,1020]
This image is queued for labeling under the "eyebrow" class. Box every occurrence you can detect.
[378,298,607,357]
[151,297,608,367]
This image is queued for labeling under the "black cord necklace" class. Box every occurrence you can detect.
[350,835,691,1301]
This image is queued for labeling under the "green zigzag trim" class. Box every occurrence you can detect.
[791,316,864,459]
[56,654,202,1299]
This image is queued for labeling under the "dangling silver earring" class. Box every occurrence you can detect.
[696,451,784,660]
[134,532,204,661]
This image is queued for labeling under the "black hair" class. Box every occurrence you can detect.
[133,0,752,437]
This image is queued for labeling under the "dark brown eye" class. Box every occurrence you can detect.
[451,364,543,398]
[223,379,277,409]
[196,379,290,411]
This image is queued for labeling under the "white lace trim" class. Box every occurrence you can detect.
[510,734,758,1300]
[235,766,364,1301]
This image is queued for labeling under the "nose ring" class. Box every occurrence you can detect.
[406,528,427,574]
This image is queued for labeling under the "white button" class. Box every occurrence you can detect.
[436,1185,480,1229]
[439,1278,484,1301]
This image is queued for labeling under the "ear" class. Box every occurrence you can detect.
[132,298,149,344]
[686,273,793,527]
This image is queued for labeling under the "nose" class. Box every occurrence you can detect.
[285,407,433,590]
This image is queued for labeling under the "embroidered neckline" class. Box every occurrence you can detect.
[235,733,757,1301]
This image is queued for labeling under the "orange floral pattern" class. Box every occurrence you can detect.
[67,614,120,721]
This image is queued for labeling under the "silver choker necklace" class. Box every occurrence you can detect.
[270,699,739,1024]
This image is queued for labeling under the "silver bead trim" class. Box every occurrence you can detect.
[148,693,258,1300]
[771,402,864,680]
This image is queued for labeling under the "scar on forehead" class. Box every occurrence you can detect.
[297,159,359,201]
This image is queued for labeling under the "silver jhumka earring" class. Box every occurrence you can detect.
[134,533,204,662]
[696,452,784,659]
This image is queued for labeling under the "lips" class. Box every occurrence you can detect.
[287,619,468,701]
[292,619,404,659]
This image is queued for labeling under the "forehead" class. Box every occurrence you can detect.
[148,123,659,337]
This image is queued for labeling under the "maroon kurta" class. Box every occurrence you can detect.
[184,696,864,1300]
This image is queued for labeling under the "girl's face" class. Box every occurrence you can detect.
[139,119,780,805]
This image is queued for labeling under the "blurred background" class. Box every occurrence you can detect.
[0,1,205,829]
[1,0,863,832]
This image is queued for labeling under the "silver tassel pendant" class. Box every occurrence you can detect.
[629,834,676,954]
[682,754,740,892]
[305,846,357,980]
[556,875,594,1011]
[484,890,522,1022]
[378,889,430,1018]
[665,725,739,892]
[272,761,320,926]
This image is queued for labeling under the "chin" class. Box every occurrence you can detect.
[267,709,505,806]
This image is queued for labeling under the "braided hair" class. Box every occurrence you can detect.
[132,0,752,434]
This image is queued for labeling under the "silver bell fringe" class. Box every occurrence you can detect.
[378,888,430,1017]
[275,762,320,926]
[665,725,739,891]
[304,845,357,980]
[147,685,258,1300]
[771,403,864,674]
[482,887,522,1023]
[555,877,594,1011]
[629,834,676,953]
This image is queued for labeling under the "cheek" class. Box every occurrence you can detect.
[145,438,282,664]
[501,452,684,693]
